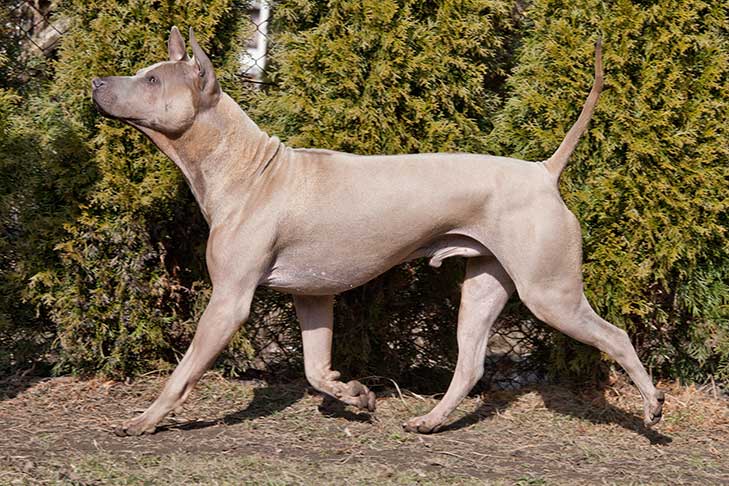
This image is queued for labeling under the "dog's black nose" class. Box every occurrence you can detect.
[91,78,105,90]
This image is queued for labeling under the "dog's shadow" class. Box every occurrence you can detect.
[159,380,374,433]
[442,385,672,445]
[159,382,307,432]
[160,380,671,445]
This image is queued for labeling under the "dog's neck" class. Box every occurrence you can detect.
[138,93,283,224]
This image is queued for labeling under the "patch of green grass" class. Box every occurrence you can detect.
[515,476,548,485]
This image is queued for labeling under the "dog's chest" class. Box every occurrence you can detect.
[261,260,372,295]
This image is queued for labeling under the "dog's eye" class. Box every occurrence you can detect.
[147,75,158,85]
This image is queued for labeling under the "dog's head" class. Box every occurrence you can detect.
[91,27,220,136]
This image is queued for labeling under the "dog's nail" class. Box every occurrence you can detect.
[366,391,376,412]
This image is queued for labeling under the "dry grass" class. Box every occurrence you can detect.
[0,372,727,485]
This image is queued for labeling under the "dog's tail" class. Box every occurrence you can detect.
[543,38,603,180]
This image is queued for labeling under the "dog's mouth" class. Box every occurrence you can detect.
[91,93,145,126]
[91,89,116,119]
[92,97,112,118]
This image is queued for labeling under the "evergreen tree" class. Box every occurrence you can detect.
[0,12,92,375]
[27,0,254,378]
[487,0,729,381]
[257,0,516,154]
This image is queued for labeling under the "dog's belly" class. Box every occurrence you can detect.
[261,233,490,295]
[262,264,375,295]
[262,243,417,294]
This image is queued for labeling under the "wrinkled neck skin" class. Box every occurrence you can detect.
[135,93,283,224]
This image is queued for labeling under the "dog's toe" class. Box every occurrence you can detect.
[401,420,418,433]
[402,415,440,434]
[643,390,665,427]
[342,380,376,411]
[114,418,157,437]
[354,388,376,412]
[366,390,376,412]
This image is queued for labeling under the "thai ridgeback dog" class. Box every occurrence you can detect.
[91,27,664,436]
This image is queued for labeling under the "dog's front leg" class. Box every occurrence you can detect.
[294,295,376,411]
[115,283,256,436]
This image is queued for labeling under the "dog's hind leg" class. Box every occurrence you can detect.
[403,256,515,433]
[294,295,376,411]
[522,287,665,426]
[501,203,664,427]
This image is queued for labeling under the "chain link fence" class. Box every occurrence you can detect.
[6,1,270,80]
[240,289,546,392]
[9,0,68,54]
[239,0,271,82]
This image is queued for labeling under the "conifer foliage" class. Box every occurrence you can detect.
[26,0,252,377]
[487,0,729,381]
[0,51,93,375]
[256,0,516,154]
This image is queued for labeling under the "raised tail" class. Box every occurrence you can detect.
[543,38,603,180]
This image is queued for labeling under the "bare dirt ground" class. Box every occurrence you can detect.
[0,372,727,485]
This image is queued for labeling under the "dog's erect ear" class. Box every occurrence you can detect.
[189,28,221,105]
[168,26,188,62]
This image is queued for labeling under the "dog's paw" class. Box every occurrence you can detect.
[336,380,376,412]
[114,415,158,437]
[402,414,443,434]
[347,380,376,412]
[643,389,665,427]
